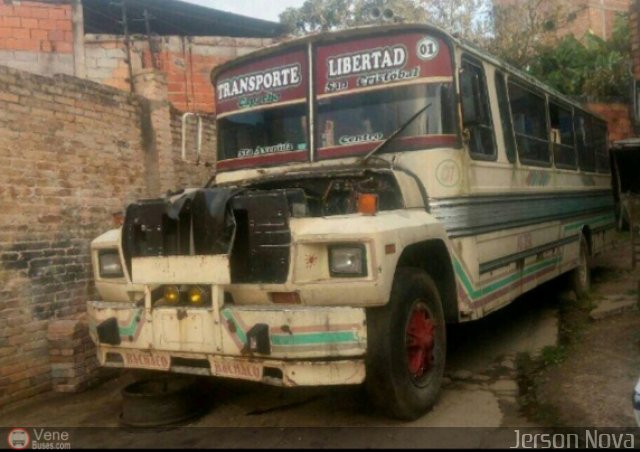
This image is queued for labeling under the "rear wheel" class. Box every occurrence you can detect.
[570,234,591,299]
[365,268,446,420]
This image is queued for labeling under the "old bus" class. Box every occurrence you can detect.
[87,23,615,420]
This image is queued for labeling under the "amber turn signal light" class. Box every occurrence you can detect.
[164,285,180,303]
[357,193,378,216]
[188,287,206,305]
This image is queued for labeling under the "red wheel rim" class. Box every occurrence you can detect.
[406,303,435,379]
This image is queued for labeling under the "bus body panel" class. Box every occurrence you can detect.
[87,24,616,389]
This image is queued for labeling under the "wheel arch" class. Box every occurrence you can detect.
[395,239,459,323]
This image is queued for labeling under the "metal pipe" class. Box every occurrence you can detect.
[120,0,134,93]
[143,7,158,70]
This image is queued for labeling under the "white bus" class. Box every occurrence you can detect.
[87,23,615,420]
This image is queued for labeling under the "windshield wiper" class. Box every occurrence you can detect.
[360,103,432,166]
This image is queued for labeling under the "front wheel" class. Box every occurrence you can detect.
[365,268,446,420]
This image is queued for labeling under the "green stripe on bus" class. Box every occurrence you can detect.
[222,310,358,346]
[222,310,247,344]
[563,213,615,233]
[454,256,560,302]
[271,331,358,346]
[118,309,142,337]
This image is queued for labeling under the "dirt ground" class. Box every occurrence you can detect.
[526,232,640,427]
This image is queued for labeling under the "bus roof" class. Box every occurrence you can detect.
[210,22,606,123]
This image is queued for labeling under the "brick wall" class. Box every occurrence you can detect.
[587,101,633,141]
[494,0,630,40]
[84,34,273,113]
[170,107,217,188]
[0,0,75,76]
[632,0,640,80]
[555,0,629,40]
[0,64,152,407]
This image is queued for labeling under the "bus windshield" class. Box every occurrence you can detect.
[317,82,455,155]
[214,32,456,170]
[218,103,308,161]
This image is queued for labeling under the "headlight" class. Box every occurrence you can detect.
[329,245,366,277]
[98,250,124,278]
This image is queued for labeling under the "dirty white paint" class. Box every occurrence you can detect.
[132,255,231,284]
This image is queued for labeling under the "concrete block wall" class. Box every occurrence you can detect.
[0,0,75,76]
[84,35,133,92]
[0,64,155,407]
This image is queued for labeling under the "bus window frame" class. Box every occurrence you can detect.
[507,79,552,168]
[495,70,517,164]
[460,55,497,162]
[574,110,598,173]
[547,97,578,171]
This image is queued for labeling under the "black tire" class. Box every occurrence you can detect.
[365,267,446,420]
[570,234,591,299]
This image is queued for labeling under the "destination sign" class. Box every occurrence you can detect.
[215,49,308,115]
[316,33,452,95]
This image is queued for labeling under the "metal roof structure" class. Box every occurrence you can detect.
[81,0,284,38]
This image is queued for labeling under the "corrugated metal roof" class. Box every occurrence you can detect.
[81,0,284,38]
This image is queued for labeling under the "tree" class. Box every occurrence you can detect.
[418,0,492,45]
[279,0,426,34]
[488,0,570,68]
[528,13,631,98]
[279,0,488,41]
[279,0,352,34]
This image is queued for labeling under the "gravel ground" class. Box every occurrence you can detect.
[532,232,640,427]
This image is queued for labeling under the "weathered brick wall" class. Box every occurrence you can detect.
[632,1,640,78]
[0,64,149,407]
[587,101,633,141]
[170,106,217,188]
[84,34,273,113]
[494,0,630,40]
[0,0,75,76]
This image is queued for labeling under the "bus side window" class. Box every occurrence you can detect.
[460,59,495,159]
[549,101,577,170]
[495,72,516,163]
[508,82,550,166]
[575,113,595,172]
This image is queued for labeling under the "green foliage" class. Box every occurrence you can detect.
[279,0,425,34]
[279,0,352,34]
[528,13,632,98]
[279,1,632,99]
